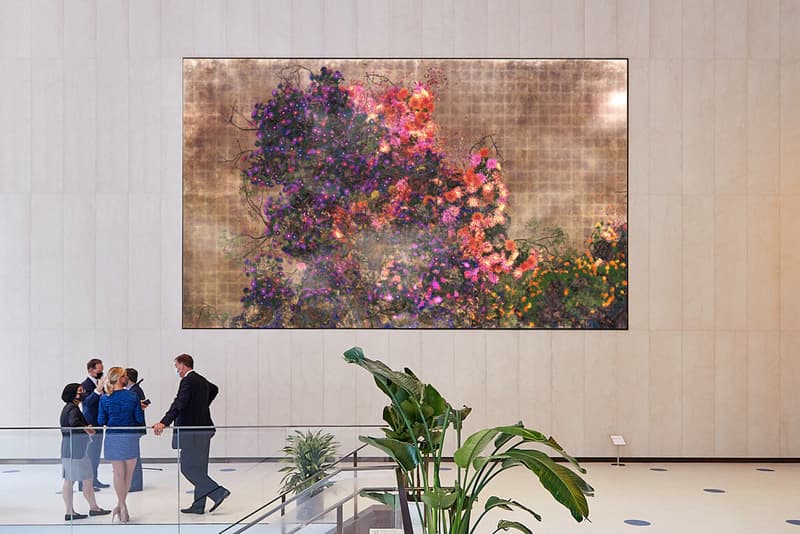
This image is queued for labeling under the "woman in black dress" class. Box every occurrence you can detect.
[60,383,110,521]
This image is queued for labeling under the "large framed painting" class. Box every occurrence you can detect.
[183,59,628,329]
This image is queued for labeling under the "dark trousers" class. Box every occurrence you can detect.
[178,431,219,505]
[130,456,143,491]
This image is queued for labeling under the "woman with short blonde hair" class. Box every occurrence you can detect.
[103,367,126,395]
[98,366,145,523]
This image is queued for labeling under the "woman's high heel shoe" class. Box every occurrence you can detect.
[111,506,121,523]
[121,506,130,524]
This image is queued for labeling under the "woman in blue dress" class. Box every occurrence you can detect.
[98,367,145,523]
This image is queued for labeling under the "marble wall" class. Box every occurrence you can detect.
[1,0,799,458]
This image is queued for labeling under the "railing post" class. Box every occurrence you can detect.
[353,449,359,520]
[396,468,414,534]
[337,504,343,533]
[281,492,287,534]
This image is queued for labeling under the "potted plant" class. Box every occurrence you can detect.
[344,346,593,534]
[279,429,339,518]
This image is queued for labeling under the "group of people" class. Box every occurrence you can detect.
[59,354,231,522]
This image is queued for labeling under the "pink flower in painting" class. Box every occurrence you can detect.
[441,206,460,226]
[486,158,498,170]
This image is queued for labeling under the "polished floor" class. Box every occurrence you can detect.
[0,460,798,532]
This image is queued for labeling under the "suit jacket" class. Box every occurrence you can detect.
[129,382,147,426]
[60,402,92,459]
[160,371,218,447]
[129,383,146,401]
[79,376,102,426]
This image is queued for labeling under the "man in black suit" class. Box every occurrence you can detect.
[79,358,109,490]
[153,354,230,514]
[125,368,148,492]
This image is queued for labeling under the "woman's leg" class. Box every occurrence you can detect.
[62,479,75,514]
[112,460,126,510]
[120,458,137,519]
[81,479,100,510]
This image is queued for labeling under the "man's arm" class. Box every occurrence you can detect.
[208,381,219,405]
[160,377,191,427]
[78,379,92,402]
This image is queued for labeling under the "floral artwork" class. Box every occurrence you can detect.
[183,59,627,329]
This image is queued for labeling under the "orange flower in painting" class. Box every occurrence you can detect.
[504,239,516,252]
[463,170,484,192]
[479,147,490,158]
[444,189,459,203]
[408,87,434,112]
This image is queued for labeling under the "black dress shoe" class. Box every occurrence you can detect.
[180,505,205,514]
[208,487,231,513]
[65,512,88,520]
[89,508,111,516]
[93,480,110,489]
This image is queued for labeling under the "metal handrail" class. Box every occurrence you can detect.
[218,443,373,534]
[226,463,406,534]
[1,424,386,431]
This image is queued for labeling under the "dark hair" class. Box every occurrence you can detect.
[86,358,102,371]
[175,354,194,369]
[125,368,139,383]
[62,383,81,403]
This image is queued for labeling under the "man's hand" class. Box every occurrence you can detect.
[96,375,109,395]
[152,422,166,436]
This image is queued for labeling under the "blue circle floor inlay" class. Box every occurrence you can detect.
[624,519,652,526]
[787,520,800,526]
[704,488,726,493]
[756,467,775,472]
[650,467,668,472]
[220,468,237,472]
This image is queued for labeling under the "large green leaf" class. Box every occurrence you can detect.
[451,406,472,430]
[454,429,499,468]
[359,436,421,471]
[421,487,459,510]
[492,425,547,443]
[473,456,493,471]
[505,449,591,522]
[485,496,542,522]
[343,346,366,363]
[344,347,424,398]
[494,422,523,449]
[422,384,449,418]
[493,520,534,534]
[540,435,585,474]
[491,425,586,474]
[360,490,399,510]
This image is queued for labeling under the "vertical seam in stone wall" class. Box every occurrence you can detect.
[776,1,783,454]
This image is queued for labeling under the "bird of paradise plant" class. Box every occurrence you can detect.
[344,346,593,534]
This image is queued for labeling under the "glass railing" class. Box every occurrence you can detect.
[224,465,406,533]
[0,425,391,532]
